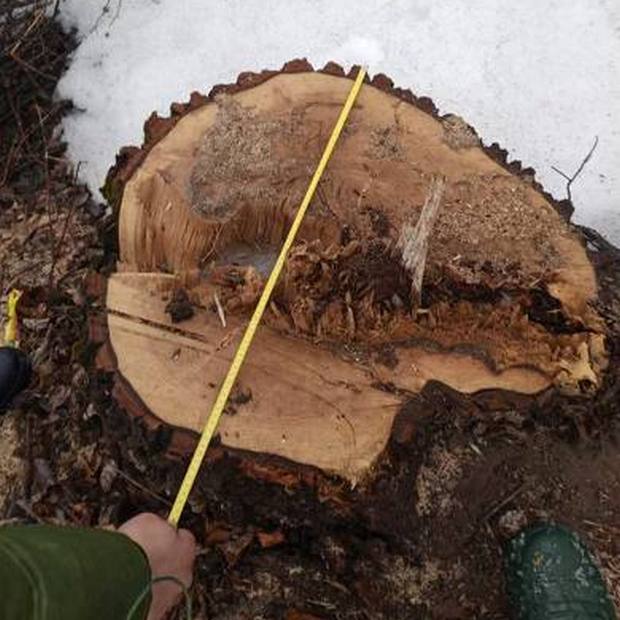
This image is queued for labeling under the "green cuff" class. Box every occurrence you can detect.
[0,525,151,620]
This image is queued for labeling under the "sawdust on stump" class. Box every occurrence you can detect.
[102,66,607,484]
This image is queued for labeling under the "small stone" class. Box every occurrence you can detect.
[498,509,528,538]
[99,461,117,492]
[84,402,98,420]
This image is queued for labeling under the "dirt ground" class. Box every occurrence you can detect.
[1,7,619,620]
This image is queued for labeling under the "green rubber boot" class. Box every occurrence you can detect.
[505,523,617,620]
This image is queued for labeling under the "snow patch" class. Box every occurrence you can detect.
[56,0,620,244]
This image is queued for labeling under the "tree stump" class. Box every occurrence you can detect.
[96,60,608,487]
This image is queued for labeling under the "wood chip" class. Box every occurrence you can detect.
[213,291,227,327]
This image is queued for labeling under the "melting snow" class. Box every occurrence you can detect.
[56,0,620,244]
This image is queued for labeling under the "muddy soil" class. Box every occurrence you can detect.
[1,11,619,620]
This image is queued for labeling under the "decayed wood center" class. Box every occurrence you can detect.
[103,66,607,483]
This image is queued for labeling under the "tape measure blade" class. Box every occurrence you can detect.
[168,67,367,526]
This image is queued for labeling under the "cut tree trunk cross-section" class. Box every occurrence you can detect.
[97,61,607,484]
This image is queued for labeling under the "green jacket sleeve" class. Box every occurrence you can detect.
[0,524,151,620]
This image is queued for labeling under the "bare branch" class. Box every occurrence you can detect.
[551,136,599,203]
[89,0,123,34]
[550,166,571,182]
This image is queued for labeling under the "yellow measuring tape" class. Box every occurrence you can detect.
[168,67,367,526]
[3,289,22,348]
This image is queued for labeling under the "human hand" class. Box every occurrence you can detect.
[119,512,196,620]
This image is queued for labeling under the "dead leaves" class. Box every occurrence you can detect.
[204,521,287,568]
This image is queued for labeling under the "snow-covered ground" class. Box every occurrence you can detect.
[57,0,620,244]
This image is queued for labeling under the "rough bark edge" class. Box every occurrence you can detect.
[101,58,574,222]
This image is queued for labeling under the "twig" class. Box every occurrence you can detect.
[551,136,599,203]
[110,0,124,25]
[483,483,525,522]
[89,0,123,34]
[48,201,79,291]
[8,8,45,56]
[316,183,338,219]
[33,102,61,291]
[112,466,171,507]
[15,499,44,523]
[583,519,620,535]
[0,103,60,186]
[9,50,58,82]
[0,1,75,193]
[464,482,526,544]
[72,161,83,185]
